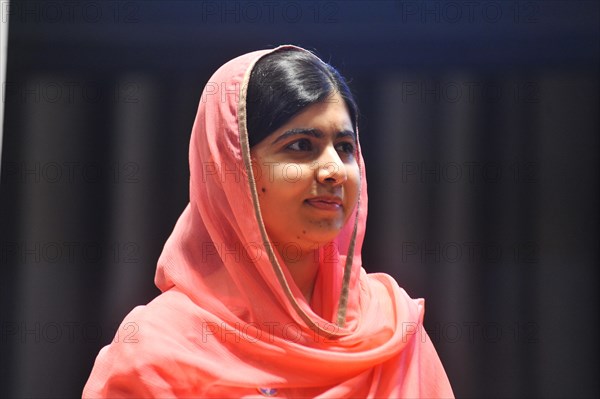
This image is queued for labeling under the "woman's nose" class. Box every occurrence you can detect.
[314,146,347,185]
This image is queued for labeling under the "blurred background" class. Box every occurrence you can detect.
[0,0,598,397]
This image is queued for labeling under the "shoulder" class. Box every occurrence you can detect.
[360,269,425,323]
[83,289,209,398]
[109,289,200,352]
[359,271,455,397]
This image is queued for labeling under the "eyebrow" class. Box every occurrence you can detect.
[272,128,356,144]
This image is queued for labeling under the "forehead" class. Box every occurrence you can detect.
[280,93,353,130]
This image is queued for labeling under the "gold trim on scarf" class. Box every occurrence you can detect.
[238,45,361,336]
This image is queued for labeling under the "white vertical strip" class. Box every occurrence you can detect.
[0,0,9,171]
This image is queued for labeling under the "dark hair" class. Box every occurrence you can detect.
[246,49,358,147]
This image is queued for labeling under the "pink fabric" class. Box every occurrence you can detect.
[83,45,454,398]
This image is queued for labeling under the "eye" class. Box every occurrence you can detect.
[336,141,356,155]
[286,138,313,152]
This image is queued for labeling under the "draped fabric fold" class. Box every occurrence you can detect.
[83,45,454,398]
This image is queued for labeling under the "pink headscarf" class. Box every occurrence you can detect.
[83,45,454,398]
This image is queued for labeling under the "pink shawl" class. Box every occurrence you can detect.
[83,45,454,398]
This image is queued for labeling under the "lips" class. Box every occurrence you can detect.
[305,196,343,211]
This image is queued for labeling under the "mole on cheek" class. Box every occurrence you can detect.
[302,230,306,234]
[261,187,266,193]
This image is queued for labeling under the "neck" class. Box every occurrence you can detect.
[281,249,319,304]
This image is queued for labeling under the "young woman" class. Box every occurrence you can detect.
[83,45,454,398]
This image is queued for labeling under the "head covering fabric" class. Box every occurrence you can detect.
[83,45,454,398]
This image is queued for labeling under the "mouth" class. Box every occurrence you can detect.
[304,196,343,211]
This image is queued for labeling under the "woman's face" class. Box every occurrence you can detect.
[250,93,360,254]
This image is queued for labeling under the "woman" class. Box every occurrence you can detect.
[83,45,454,398]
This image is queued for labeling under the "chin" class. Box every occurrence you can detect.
[304,228,343,247]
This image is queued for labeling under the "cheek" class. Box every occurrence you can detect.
[257,165,310,204]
